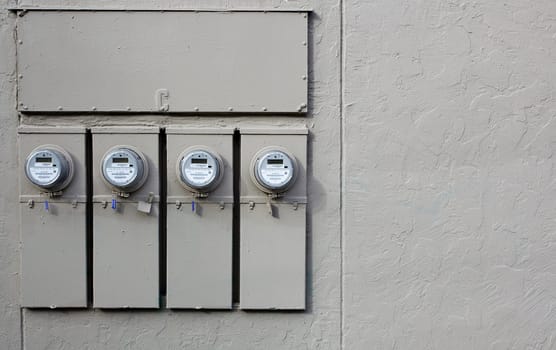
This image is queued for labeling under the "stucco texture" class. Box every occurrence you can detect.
[343,0,556,349]
[0,0,555,349]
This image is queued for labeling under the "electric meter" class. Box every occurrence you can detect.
[177,147,223,193]
[25,145,74,192]
[100,146,149,193]
[250,147,297,194]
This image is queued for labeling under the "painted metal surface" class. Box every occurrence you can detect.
[92,128,159,308]
[19,129,87,308]
[239,130,307,309]
[17,11,307,114]
[3,0,346,348]
[166,129,233,309]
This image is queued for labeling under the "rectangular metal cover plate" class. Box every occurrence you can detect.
[240,203,306,309]
[19,131,87,308]
[17,11,308,113]
[239,131,307,309]
[92,131,159,308]
[166,131,233,309]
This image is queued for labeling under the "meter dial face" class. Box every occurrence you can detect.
[25,146,73,191]
[252,149,297,193]
[178,148,223,193]
[101,147,148,192]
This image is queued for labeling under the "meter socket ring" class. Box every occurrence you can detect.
[25,144,74,192]
[100,145,149,194]
[176,146,224,194]
[250,146,298,195]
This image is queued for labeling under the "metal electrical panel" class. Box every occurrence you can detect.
[19,127,87,308]
[166,128,234,309]
[92,127,159,308]
[240,128,307,310]
[17,11,308,114]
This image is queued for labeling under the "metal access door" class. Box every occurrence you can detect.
[19,127,87,308]
[166,128,234,309]
[240,129,308,310]
[92,127,160,308]
[17,11,308,114]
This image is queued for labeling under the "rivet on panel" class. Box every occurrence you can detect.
[23,105,28,110]
[303,14,307,18]
[126,107,131,111]
[57,106,63,111]
[18,74,23,79]
[302,41,307,46]
[18,40,23,44]
[262,107,267,111]
[194,107,199,112]
[302,75,307,80]
[228,107,233,112]
[91,106,97,111]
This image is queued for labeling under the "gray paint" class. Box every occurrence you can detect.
[17,11,307,114]
[240,203,307,309]
[18,129,87,308]
[92,128,160,308]
[1,0,553,349]
[240,130,307,309]
[166,129,234,309]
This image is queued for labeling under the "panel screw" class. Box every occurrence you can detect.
[126,106,131,111]
[302,75,307,80]
[57,106,63,111]
[303,14,307,18]
[18,40,23,45]
[23,105,28,110]
[262,107,267,111]
[228,107,233,112]
[91,106,97,111]
[194,107,199,112]
[302,41,307,46]
[18,74,23,79]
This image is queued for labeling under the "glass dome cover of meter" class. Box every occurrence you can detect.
[101,147,148,193]
[25,145,74,192]
[178,148,223,193]
[252,148,297,193]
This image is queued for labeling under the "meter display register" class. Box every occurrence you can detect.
[250,147,297,195]
[101,146,148,194]
[25,145,74,192]
[177,148,223,194]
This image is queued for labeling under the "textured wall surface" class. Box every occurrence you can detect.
[343,0,556,349]
[0,0,555,349]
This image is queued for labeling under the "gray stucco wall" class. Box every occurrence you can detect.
[1,0,555,349]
